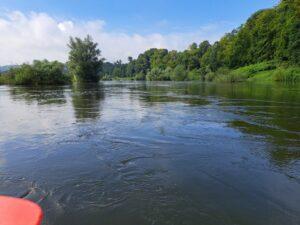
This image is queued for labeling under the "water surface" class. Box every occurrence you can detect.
[0,81,299,225]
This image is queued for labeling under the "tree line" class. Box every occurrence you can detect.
[103,0,299,81]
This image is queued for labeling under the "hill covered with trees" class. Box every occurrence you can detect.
[103,0,300,82]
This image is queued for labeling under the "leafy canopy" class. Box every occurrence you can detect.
[68,35,104,82]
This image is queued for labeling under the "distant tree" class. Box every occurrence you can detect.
[128,56,133,63]
[189,43,198,51]
[67,35,104,82]
[187,69,201,81]
[198,41,211,57]
[146,68,163,81]
[112,67,122,77]
[170,65,187,81]
[4,60,67,85]
[99,0,300,81]
[125,61,135,77]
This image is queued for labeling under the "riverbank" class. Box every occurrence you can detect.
[211,62,300,83]
[102,62,300,83]
[1,61,299,85]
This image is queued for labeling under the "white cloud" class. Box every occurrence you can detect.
[0,10,234,65]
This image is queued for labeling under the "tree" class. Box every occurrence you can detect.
[198,41,211,58]
[67,35,104,82]
[99,0,300,81]
[170,65,187,81]
[6,60,67,85]
[146,68,164,81]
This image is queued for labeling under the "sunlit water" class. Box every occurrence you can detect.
[0,81,299,225]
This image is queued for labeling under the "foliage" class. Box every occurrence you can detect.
[208,62,299,83]
[187,70,201,81]
[0,60,68,85]
[67,35,104,83]
[233,61,277,78]
[102,0,299,82]
[170,65,188,81]
[273,66,300,82]
[135,72,146,81]
[146,68,164,81]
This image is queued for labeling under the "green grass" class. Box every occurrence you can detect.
[210,61,300,83]
[247,70,276,82]
[233,61,277,78]
[273,67,300,82]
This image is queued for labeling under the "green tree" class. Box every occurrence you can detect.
[67,35,104,82]
[99,0,300,82]
[6,60,67,85]
[170,65,187,81]
[198,41,211,58]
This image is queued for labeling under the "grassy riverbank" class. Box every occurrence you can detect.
[212,62,300,83]
[102,61,300,83]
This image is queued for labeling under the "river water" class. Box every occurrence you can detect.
[0,81,299,225]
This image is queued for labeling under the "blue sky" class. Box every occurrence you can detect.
[0,0,279,64]
[1,0,279,33]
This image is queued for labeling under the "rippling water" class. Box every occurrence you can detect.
[0,81,299,225]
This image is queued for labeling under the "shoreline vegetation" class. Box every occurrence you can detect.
[104,62,300,83]
[0,0,299,86]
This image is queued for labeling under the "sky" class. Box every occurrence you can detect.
[0,0,279,65]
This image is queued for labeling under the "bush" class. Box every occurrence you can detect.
[214,67,247,82]
[162,67,172,80]
[4,60,69,85]
[199,67,210,81]
[135,72,146,81]
[0,72,15,85]
[146,67,171,81]
[187,70,201,81]
[205,72,217,82]
[146,68,164,81]
[233,61,277,78]
[170,65,187,81]
[203,68,230,82]
[273,67,300,82]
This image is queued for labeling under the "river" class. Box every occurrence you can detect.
[0,81,299,225]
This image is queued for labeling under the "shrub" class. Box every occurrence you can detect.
[162,67,172,81]
[170,65,187,81]
[205,72,216,82]
[214,67,248,82]
[135,72,146,80]
[146,68,164,81]
[273,67,300,82]
[0,72,15,85]
[233,61,277,79]
[187,70,201,81]
[5,60,69,85]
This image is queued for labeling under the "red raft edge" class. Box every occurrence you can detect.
[0,195,43,225]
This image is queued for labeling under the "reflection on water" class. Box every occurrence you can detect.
[9,86,67,105]
[71,83,105,121]
[0,81,299,225]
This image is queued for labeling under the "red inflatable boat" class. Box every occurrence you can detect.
[0,196,43,225]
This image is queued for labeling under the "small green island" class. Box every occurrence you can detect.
[0,0,299,85]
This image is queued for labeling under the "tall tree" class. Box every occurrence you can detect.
[67,35,104,82]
